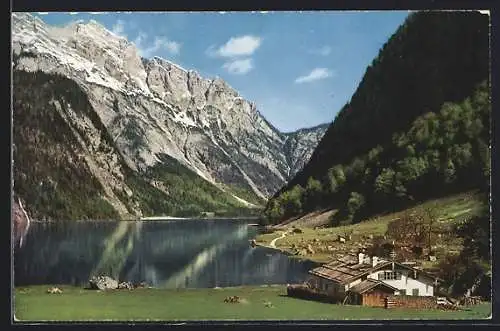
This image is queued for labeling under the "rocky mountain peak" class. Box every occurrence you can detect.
[12,12,329,218]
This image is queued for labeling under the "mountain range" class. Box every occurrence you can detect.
[11,13,328,220]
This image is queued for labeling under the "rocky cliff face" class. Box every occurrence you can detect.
[283,124,330,178]
[11,13,327,219]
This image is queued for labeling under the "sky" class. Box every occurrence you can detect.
[32,11,410,132]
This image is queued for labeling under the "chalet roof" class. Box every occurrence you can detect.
[309,255,441,284]
[309,261,382,284]
[348,279,398,294]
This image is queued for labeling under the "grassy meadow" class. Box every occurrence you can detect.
[14,285,491,322]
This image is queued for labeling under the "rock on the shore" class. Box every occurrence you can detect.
[89,275,118,290]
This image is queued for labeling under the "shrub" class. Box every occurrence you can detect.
[347,192,365,217]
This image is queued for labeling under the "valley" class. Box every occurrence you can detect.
[11,10,492,320]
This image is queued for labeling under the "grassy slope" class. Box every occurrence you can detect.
[255,191,486,264]
[14,285,490,321]
[122,154,260,217]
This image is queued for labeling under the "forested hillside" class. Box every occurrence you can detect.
[263,11,490,225]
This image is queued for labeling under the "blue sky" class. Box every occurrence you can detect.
[33,11,410,132]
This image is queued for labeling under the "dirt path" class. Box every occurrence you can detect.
[269,230,289,248]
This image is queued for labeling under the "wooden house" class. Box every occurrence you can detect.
[306,253,440,307]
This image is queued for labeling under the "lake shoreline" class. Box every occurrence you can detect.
[255,242,323,267]
[138,216,261,221]
[29,216,262,223]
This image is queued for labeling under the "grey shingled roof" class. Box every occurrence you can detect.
[309,255,441,284]
[348,279,398,294]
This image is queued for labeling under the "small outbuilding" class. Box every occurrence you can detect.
[347,279,398,307]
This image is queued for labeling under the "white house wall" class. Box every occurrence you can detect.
[368,269,434,296]
[345,277,363,292]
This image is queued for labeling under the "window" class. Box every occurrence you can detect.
[399,289,407,296]
[378,271,402,280]
[412,289,419,296]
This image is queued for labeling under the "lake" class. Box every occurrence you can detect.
[14,219,316,288]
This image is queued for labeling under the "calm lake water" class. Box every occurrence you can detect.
[14,219,316,288]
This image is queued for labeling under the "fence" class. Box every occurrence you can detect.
[459,296,483,306]
[286,284,342,304]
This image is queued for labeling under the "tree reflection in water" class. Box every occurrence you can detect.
[14,219,313,288]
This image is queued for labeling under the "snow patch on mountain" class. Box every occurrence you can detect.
[12,12,328,206]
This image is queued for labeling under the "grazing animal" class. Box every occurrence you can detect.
[224,296,241,303]
[264,301,274,308]
[47,287,62,294]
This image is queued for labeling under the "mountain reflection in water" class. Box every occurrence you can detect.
[14,219,315,288]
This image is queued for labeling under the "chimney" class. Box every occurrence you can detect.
[358,252,365,265]
[372,256,379,267]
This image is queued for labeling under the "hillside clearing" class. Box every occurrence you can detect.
[255,191,486,264]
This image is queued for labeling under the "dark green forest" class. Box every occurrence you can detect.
[119,153,261,217]
[438,208,491,298]
[263,11,490,226]
[13,69,122,221]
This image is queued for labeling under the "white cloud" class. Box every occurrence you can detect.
[111,19,126,38]
[68,12,79,15]
[37,12,49,15]
[133,32,146,48]
[222,58,253,75]
[295,68,333,84]
[89,12,108,15]
[211,35,262,58]
[163,40,181,54]
[310,45,332,56]
[133,32,181,58]
[209,35,262,73]
[67,18,85,26]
